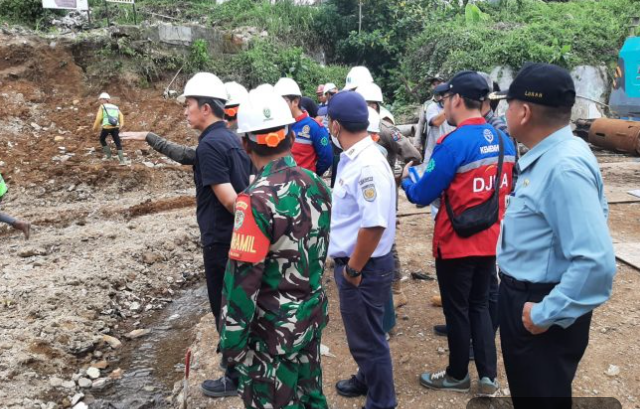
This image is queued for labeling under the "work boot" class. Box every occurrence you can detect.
[420,369,470,393]
[336,375,367,398]
[117,150,127,165]
[201,376,237,398]
[393,281,408,309]
[101,146,112,160]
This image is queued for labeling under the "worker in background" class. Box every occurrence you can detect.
[415,77,446,154]
[274,77,333,176]
[121,72,253,398]
[224,81,249,137]
[316,84,327,120]
[93,92,126,165]
[328,92,397,409]
[402,71,515,397]
[322,82,338,129]
[220,90,332,409]
[494,63,616,409]
[0,171,30,239]
[357,82,421,310]
[343,66,374,91]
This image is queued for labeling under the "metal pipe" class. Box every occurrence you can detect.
[588,118,640,156]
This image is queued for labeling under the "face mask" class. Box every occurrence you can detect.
[331,135,342,150]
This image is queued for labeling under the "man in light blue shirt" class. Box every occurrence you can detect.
[494,63,616,408]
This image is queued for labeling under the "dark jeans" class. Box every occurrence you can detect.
[335,253,396,409]
[499,276,591,409]
[100,128,122,150]
[436,256,497,381]
[202,244,230,332]
[489,270,499,333]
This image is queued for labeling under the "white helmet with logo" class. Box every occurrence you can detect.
[357,82,384,103]
[274,77,302,97]
[323,83,338,95]
[344,66,374,90]
[380,106,395,125]
[224,82,249,107]
[238,90,296,136]
[367,107,381,134]
[99,92,111,100]
[254,83,275,94]
[179,72,228,103]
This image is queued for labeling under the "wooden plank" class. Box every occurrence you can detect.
[614,242,640,270]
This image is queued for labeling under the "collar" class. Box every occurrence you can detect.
[341,136,374,161]
[295,112,309,122]
[457,117,486,127]
[517,126,573,172]
[199,120,227,141]
[259,155,297,177]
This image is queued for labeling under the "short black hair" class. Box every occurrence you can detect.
[245,126,293,156]
[339,121,369,133]
[530,103,572,127]
[195,97,225,118]
[462,97,482,111]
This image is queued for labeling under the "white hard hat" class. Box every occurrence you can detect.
[357,82,384,103]
[179,72,228,103]
[367,107,381,134]
[237,90,296,135]
[254,83,275,94]
[323,83,338,95]
[99,92,111,100]
[274,77,302,97]
[224,82,249,107]
[380,106,395,125]
[344,66,374,90]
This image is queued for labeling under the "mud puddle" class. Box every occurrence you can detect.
[91,285,209,409]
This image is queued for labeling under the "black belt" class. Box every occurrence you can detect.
[499,272,558,292]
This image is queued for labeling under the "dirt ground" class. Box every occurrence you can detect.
[1,32,640,409]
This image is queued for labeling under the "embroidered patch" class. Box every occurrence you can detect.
[392,131,401,142]
[426,158,436,173]
[483,129,494,143]
[298,125,311,139]
[228,194,270,263]
[362,184,377,202]
[320,137,328,146]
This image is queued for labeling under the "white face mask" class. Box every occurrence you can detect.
[330,123,343,150]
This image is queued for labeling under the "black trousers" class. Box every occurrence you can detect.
[436,256,497,381]
[202,244,230,332]
[100,128,122,150]
[499,277,591,409]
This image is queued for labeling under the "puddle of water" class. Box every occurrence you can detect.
[91,285,209,409]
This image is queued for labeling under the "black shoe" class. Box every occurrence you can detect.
[201,376,237,398]
[433,324,448,337]
[336,375,367,398]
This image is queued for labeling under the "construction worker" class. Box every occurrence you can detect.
[316,84,327,120]
[402,71,516,397]
[328,91,397,409]
[321,82,338,128]
[224,81,249,137]
[220,90,331,409]
[274,77,333,176]
[357,82,421,309]
[92,92,126,165]
[0,171,30,239]
[343,66,374,91]
[415,77,447,155]
[494,63,616,408]
[121,72,253,398]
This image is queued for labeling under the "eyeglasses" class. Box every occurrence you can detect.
[442,94,454,101]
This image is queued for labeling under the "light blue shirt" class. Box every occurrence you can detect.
[328,136,397,258]
[497,126,616,329]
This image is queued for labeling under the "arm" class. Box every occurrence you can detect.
[401,143,458,205]
[414,105,426,148]
[347,227,385,272]
[145,133,196,165]
[426,103,446,127]
[430,111,446,127]
[92,107,103,131]
[0,212,16,226]
[397,137,422,165]
[118,111,125,129]
[313,126,333,176]
[529,166,616,329]
[211,183,238,214]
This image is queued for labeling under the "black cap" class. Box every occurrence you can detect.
[440,71,490,101]
[490,63,576,107]
[433,83,449,96]
[327,91,369,124]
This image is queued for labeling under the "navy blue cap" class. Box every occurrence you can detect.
[491,63,576,108]
[441,71,490,101]
[327,91,369,124]
[433,83,449,95]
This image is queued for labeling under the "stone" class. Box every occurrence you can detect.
[30,122,42,131]
[71,392,84,405]
[92,378,108,390]
[77,378,92,388]
[142,161,155,168]
[605,364,620,377]
[86,367,100,379]
[18,248,48,258]
[129,302,141,312]
[93,360,108,369]
[61,380,76,389]
[73,403,88,409]
[109,368,123,380]
[49,376,63,387]
[73,99,80,105]
[102,334,122,349]
[142,252,162,265]
[125,329,151,339]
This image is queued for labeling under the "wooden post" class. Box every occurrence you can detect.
[358,1,362,34]
[104,0,110,26]
[133,2,138,25]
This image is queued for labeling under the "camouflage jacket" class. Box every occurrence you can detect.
[220,155,332,364]
[379,120,422,170]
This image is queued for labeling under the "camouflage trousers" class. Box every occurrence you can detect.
[236,338,328,409]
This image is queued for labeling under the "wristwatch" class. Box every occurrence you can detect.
[345,264,362,278]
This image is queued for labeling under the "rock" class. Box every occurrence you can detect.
[142,252,162,265]
[102,334,122,349]
[30,122,42,130]
[92,378,108,390]
[54,136,65,142]
[73,403,88,409]
[18,248,48,258]
[109,368,123,380]
[142,161,155,168]
[61,380,76,389]
[49,376,63,387]
[77,378,92,388]
[73,99,80,105]
[437,347,446,355]
[605,364,620,377]
[93,360,108,369]
[143,385,155,392]
[71,392,84,405]
[125,329,151,339]
[129,301,141,312]
[320,344,336,358]
[86,367,100,379]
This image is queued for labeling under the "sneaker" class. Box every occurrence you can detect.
[201,376,237,398]
[419,369,470,393]
[477,377,499,397]
[335,375,367,398]
[433,324,447,337]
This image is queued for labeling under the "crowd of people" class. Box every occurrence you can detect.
[1,62,617,409]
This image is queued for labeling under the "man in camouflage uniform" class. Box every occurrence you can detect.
[220,89,332,409]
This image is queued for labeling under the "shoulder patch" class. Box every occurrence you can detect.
[362,184,377,202]
[228,194,270,263]
[297,124,311,139]
[392,130,401,142]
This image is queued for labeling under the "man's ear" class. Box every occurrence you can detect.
[521,103,533,127]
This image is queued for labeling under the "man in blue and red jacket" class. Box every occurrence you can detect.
[274,77,333,176]
[401,71,516,397]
